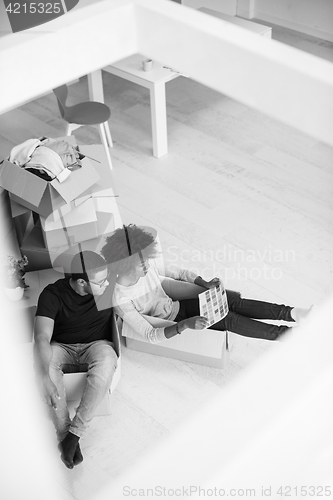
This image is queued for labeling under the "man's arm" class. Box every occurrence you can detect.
[33,316,60,409]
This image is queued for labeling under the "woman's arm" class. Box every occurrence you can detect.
[153,259,197,283]
[114,301,209,343]
[165,316,209,338]
[114,300,169,343]
[153,260,221,288]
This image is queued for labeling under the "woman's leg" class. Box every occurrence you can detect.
[215,312,290,340]
[176,295,290,341]
[175,298,201,321]
[226,290,294,322]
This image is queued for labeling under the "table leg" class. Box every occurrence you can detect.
[150,82,168,158]
[87,70,104,102]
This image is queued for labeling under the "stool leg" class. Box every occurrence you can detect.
[99,124,113,170]
[66,123,80,135]
[104,121,113,148]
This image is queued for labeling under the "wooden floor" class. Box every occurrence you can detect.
[1,23,333,500]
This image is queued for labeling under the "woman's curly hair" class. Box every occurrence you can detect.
[101,224,159,276]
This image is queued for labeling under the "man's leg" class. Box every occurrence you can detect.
[48,343,76,442]
[60,341,117,467]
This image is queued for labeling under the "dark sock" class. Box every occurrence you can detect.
[73,443,84,466]
[58,432,80,469]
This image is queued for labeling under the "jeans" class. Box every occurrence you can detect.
[175,290,294,341]
[48,340,118,441]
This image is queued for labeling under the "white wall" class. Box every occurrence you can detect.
[182,0,333,41]
[181,0,237,16]
[240,0,333,42]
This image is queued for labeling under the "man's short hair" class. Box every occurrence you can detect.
[71,251,107,283]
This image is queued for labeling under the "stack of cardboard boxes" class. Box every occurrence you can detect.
[1,138,123,407]
[0,139,122,273]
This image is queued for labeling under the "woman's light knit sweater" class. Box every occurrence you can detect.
[112,260,197,343]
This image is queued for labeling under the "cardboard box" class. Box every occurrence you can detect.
[48,197,122,273]
[0,156,100,219]
[45,144,118,222]
[9,198,35,246]
[46,187,93,222]
[20,224,53,272]
[78,145,119,197]
[121,278,229,368]
[40,198,99,250]
[40,196,121,251]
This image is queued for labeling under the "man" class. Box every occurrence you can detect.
[33,250,118,469]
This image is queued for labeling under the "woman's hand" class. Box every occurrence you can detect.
[204,277,221,289]
[194,276,221,289]
[183,316,209,330]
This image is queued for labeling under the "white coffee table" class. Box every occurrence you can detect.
[87,54,181,158]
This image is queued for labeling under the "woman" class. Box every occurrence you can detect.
[101,224,311,343]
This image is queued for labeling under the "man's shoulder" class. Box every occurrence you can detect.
[36,278,70,319]
[40,277,69,299]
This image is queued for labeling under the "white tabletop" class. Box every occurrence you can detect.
[105,53,181,84]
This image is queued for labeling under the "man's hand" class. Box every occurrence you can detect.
[184,316,209,330]
[40,376,60,410]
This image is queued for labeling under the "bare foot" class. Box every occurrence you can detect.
[58,432,80,469]
[290,306,313,323]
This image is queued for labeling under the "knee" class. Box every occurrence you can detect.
[91,344,118,373]
[49,358,64,373]
[226,290,242,309]
[222,311,237,330]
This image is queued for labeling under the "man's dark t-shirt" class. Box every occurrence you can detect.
[36,277,112,344]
